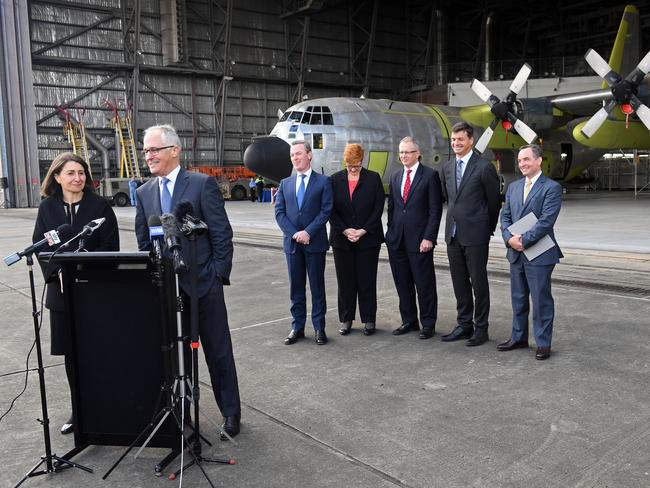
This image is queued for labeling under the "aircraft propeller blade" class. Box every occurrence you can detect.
[635,50,650,76]
[580,100,616,138]
[584,49,619,85]
[474,119,499,155]
[508,63,532,95]
[629,94,650,131]
[470,79,493,103]
[511,117,538,144]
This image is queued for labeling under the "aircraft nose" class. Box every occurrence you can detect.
[243,136,292,183]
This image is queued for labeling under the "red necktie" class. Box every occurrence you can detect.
[403,169,412,203]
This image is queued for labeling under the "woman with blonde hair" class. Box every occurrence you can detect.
[329,143,385,336]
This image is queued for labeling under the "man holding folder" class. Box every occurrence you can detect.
[498,144,563,360]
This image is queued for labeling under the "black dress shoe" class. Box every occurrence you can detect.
[496,339,529,351]
[441,325,473,342]
[419,327,435,339]
[339,321,353,335]
[535,347,551,360]
[392,323,419,335]
[284,328,305,345]
[466,329,489,347]
[315,330,328,345]
[220,414,240,441]
[60,415,74,435]
[363,322,376,336]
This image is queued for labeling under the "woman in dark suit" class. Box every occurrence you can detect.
[329,143,385,336]
[33,152,119,434]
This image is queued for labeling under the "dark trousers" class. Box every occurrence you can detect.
[182,280,241,417]
[447,238,490,330]
[388,243,437,328]
[286,247,327,331]
[509,261,556,348]
[332,245,380,323]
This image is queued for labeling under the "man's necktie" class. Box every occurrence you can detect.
[403,169,412,203]
[456,159,463,190]
[523,179,532,203]
[161,177,172,214]
[296,174,306,208]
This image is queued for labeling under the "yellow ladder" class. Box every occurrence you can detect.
[106,100,141,178]
[61,111,92,178]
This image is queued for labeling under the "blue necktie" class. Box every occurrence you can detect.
[296,174,306,209]
[455,159,463,190]
[161,177,172,213]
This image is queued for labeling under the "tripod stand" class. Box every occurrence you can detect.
[13,253,92,487]
[168,228,234,484]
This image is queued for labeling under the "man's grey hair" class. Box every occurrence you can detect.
[399,136,420,151]
[291,140,312,152]
[519,144,542,159]
[144,124,182,149]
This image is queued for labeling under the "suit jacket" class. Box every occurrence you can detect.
[275,171,333,254]
[441,152,501,246]
[500,174,563,266]
[385,164,443,253]
[135,167,233,296]
[33,190,120,311]
[329,167,385,250]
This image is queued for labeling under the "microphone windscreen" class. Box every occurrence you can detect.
[56,223,74,241]
[160,213,180,237]
[174,200,194,222]
[148,214,162,227]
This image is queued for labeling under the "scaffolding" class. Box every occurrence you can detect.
[105,99,140,178]
[58,106,91,177]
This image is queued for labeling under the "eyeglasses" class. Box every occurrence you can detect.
[142,145,175,156]
[399,150,418,155]
[345,163,362,169]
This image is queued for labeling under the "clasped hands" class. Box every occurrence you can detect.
[508,234,525,252]
[343,228,367,243]
[292,230,311,245]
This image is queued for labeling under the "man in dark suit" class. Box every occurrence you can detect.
[498,144,563,360]
[440,122,501,347]
[385,136,443,339]
[275,140,333,345]
[135,124,241,439]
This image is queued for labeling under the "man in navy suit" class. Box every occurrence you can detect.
[275,140,333,345]
[440,122,501,347]
[498,144,563,360]
[385,136,443,339]
[135,124,241,439]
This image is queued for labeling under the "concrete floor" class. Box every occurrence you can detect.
[0,195,649,488]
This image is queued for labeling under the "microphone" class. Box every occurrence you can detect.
[174,200,208,237]
[148,215,164,261]
[160,213,188,272]
[4,224,74,266]
[81,217,106,236]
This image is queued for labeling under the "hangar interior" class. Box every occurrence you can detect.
[1,0,650,207]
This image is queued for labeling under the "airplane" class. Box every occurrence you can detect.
[243,4,650,192]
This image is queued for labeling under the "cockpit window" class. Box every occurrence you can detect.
[281,107,333,125]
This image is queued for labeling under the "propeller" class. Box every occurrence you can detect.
[470,63,538,154]
[581,48,650,138]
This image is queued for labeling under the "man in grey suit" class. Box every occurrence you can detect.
[440,122,501,347]
[498,144,563,360]
[135,124,241,439]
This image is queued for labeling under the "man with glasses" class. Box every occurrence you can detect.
[385,136,443,340]
[134,124,242,440]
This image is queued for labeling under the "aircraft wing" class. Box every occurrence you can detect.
[550,89,613,116]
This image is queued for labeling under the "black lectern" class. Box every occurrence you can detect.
[39,252,179,449]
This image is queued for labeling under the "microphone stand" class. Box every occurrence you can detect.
[13,252,92,488]
[170,224,233,483]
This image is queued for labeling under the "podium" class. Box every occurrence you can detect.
[40,252,179,449]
